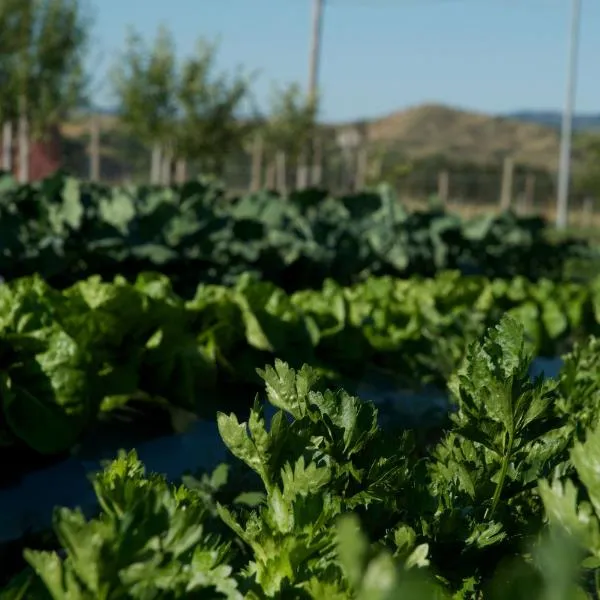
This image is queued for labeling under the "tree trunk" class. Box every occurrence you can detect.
[17,97,29,184]
[1,121,13,172]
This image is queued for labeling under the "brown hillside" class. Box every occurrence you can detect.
[369,104,563,170]
[334,104,565,171]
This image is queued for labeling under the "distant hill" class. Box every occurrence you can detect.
[61,103,598,179]
[505,110,600,132]
[334,103,567,171]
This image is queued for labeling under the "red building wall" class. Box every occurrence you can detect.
[0,125,62,181]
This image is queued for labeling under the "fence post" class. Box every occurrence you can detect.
[250,134,263,192]
[355,146,368,191]
[499,157,514,211]
[175,159,187,184]
[276,151,287,195]
[437,170,449,205]
[524,173,536,213]
[311,136,323,187]
[150,144,162,184]
[582,196,594,227]
[89,114,100,182]
[265,159,276,189]
[17,96,29,184]
[1,122,12,172]
[161,146,173,185]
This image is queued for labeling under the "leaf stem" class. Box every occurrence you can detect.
[487,431,513,520]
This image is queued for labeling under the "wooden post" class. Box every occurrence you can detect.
[276,151,287,195]
[161,146,173,185]
[338,149,347,193]
[1,122,13,172]
[372,156,383,182]
[89,114,100,182]
[17,96,29,184]
[354,146,367,191]
[524,173,536,213]
[437,170,449,205]
[296,163,309,190]
[582,196,593,227]
[499,157,514,211]
[311,135,323,187]
[150,144,162,184]
[266,158,276,190]
[175,158,187,184]
[250,134,263,192]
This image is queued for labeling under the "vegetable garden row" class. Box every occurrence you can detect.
[2,174,600,597]
[0,172,590,293]
[1,269,598,470]
[3,321,600,598]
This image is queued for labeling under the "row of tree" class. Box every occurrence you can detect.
[3,0,600,200]
[111,26,322,184]
[0,0,322,184]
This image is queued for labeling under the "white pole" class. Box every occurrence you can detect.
[556,0,582,230]
[305,0,324,187]
[308,0,324,103]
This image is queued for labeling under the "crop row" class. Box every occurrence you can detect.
[0,173,588,293]
[3,318,600,598]
[2,269,600,473]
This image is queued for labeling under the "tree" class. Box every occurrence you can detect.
[174,39,255,177]
[112,29,254,183]
[0,0,91,180]
[262,82,318,163]
[111,25,178,184]
[257,83,318,191]
[0,0,25,172]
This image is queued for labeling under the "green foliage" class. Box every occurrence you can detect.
[2,265,600,457]
[259,82,319,162]
[0,256,600,454]
[111,24,179,147]
[0,173,587,295]
[8,316,600,597]
[111,26,253,172]
[0,0,90,131]
[176,39,254,173]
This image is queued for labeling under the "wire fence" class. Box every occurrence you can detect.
[55,123,600,231]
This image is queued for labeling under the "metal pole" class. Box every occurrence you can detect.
[308,0,324,103]
[304,0,324,188]
[556,0,582,230]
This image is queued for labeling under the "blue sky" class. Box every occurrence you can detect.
[88,0,600,122]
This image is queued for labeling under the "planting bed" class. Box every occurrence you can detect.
[3,325,600,597]
[1,176,600,597]
[0,172,590,293]
[0,355,563,545]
